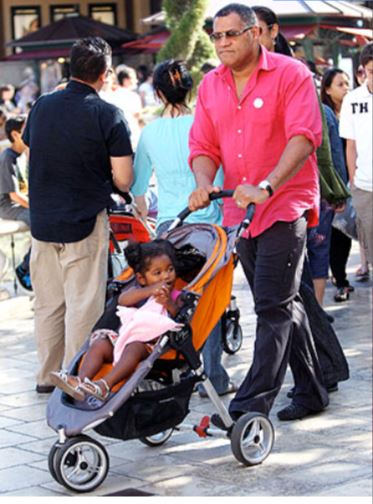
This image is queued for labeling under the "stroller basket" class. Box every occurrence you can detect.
[95,376,197,441]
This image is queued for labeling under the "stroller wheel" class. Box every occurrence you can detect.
[54,435,109,493]
[223,322,243,354]
[139,428,174,447]
[230,412,274,466]
[48,441,63,484]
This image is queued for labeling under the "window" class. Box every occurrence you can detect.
[11,6,41,40]
[50,4,80,23]
[150,0,162,14]
[88,3,117,25]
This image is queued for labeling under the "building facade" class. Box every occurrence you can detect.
[0,0,161,59]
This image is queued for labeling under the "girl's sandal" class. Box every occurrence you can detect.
[49,371,85,401]
[80,378,111,401]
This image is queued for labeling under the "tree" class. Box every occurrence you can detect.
[157,0,215,85]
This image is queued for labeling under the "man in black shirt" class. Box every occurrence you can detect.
[23,37,133,393]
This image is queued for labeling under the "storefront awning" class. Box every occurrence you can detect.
[281,25,316,40]
[321,25,373,39]
[122,31,169,53]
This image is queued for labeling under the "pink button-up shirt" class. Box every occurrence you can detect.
[189,47,322,238]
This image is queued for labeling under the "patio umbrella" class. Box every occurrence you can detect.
[6,14,137,56]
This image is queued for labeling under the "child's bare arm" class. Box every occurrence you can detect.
[118,281,165,307]
[154,286,182,317]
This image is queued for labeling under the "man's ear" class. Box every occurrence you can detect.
[11,130,19,143]
[98,71,107,85]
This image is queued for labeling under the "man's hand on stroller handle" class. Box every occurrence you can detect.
[233,184,269,209]
[188,185,222,211]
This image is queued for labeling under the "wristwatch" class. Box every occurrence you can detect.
[258,179,274,197]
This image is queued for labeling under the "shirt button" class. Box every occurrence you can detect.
[237,105,242,110]
[237,129,242,134]
[242,177,247,182]
[238,154,242,158]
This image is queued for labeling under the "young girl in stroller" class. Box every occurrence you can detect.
[50,239,183,402]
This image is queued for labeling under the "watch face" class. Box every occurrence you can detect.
[259,181,273,196]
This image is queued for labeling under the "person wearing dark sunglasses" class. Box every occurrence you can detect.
[189,3,329,423]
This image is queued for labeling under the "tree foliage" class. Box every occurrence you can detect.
[157,0,215,85]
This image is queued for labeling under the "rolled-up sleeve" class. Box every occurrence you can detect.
[282,66,322,150]
[188,83,221,169]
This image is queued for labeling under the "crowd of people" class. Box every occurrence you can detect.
[0,3,372,430]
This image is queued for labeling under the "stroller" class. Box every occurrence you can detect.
[47,192,274,493]
[109,195,243,355]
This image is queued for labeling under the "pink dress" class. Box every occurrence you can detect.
[113,290,182,365]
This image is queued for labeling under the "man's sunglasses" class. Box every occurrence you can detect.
[209,25,255,42]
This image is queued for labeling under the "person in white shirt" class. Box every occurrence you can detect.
[138,71,158,108]
[339,42,373,265]
[100,65,142,149]
[111,66,142,149]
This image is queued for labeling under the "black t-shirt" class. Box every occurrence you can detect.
[23,80,133,242]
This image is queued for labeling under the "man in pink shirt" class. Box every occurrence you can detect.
[189,3,329,422]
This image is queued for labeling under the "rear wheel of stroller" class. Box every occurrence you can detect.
[54,435,109,493]
[139,429,174,447]
[223,322,243,354]
[230,412,274,466]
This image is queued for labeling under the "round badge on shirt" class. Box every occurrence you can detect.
[253,98,264,109]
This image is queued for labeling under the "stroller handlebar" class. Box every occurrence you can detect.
[176,190,233,222]
[168,191,255,234]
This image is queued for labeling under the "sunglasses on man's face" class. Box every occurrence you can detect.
[209,25,254,42]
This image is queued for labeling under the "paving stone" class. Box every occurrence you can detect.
[0,429,37,449]
[0,465,51,493]
[0,446,44,470]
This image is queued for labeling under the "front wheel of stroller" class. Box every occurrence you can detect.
[48,441,63,484]
[139,429,174,447]
[230,412,274,466]
[54,435,109,493]
[223,322,243,355]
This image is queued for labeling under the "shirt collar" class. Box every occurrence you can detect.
[213,45,276,79]
[67,79,98,95]
[7,147,20,159]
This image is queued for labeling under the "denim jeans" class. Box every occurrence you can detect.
[200,319,230,393]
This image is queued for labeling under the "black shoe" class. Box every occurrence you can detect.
[326,383,338,393]
[210,413,234,432]
[277,402,324,421]
[36,384,55,394]
[334,287,349,302]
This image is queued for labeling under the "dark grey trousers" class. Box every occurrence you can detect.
[229,216,329,419]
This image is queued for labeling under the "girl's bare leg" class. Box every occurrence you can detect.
[100,342,149,390]
[78,339,114,381]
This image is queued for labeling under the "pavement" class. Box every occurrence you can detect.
[0,242,371,498]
